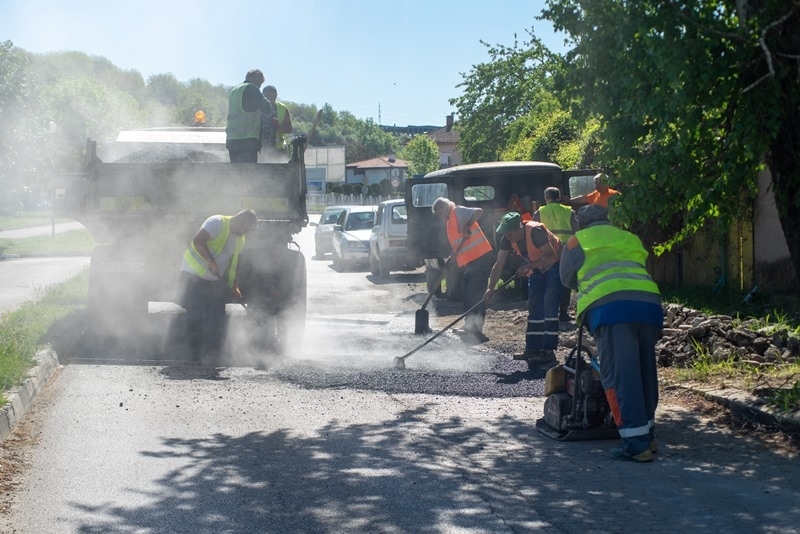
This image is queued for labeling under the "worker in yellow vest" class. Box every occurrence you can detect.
[432,197,494,343]
[179,209,258,361]
[262,85,293,156]
[533,187,577,322]
[561,204,663,462]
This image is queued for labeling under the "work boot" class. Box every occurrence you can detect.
[513,349,540,361]
[609,447,654,463]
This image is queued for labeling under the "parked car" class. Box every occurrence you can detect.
[311,205,348,258]
[331,205,378,271]
[369,199,422,278]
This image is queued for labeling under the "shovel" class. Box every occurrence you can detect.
[395,275,517,370]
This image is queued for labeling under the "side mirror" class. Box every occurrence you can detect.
[310,221,318,227]
[333,224,342,232]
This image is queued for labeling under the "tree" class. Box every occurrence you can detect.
[542,1,800,282]
[450,33,568,163]
[399,135,440,176]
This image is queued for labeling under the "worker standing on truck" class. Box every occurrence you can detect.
[225,69,274,163]
[432,197,493,344]
[491,212,563,365]
[569,172,620,208]
[560,204,663,462]
[261,85,293,155]
[179,209,258,360]
[533,187,578,322]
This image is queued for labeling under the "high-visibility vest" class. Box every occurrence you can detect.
[226,83,262,142]
[510,221,562,273]
[182,216,245,287]
[274,101,289,149]
[538,203,574,244]
[573,224,660,318]
[446,210,492,267]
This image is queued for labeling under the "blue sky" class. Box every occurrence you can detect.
[1,0,567,127]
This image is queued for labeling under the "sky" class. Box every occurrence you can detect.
[0,0,567,128]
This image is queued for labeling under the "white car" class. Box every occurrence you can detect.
[312,205,348,258]
[369,199,423,278]
[331,205,377,271]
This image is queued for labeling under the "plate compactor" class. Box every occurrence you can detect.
[535,325,620,441]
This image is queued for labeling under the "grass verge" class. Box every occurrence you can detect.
[0,229,95,256]
[0,270,89,407]
[0,214,71,231]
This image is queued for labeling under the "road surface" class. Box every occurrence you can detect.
[1,216,799,533]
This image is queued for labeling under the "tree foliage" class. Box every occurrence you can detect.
[399,135,440,176]
[541,0,800,279]
[450,33,572,164]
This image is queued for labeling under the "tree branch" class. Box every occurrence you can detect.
[742,4,800,93]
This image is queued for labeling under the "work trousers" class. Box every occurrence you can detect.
[180,272,229,358]
[526,264,561,352]
[461,252,493,335]
[594,321,661,455]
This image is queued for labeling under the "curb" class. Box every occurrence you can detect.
[683,383,800,433]
[0,348,60,442]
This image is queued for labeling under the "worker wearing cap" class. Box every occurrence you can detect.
[432,197,493,344]
[490,212,563,365]
[533,186,578,322]
[261,85,293,154]
[225,69,274,163]
[179,209,258,360]
[560,204,663,462]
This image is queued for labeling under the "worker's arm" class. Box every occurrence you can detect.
[279,106,293,134]
[484,249,510,301]
[192,228,219,276]
[559,237,583,290]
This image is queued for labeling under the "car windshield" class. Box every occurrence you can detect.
[345,211,375,231]
[322,209,344,224]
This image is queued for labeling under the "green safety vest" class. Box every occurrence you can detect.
[538,203,574,244]
[274,101,289,149]
[182,216,245,287]
[574,225,660,318]
[226,83,262,141]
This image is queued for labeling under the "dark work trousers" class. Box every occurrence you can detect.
[526,264,561,352]
[180,272,229,358]
[461,252,493,335]
[226,138,260,163]
[559,284,572,320]
[594,321,661,456]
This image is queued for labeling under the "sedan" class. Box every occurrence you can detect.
[331,205,377,271]
[312,205,348,258]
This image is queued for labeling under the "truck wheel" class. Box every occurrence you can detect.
[378,253,390,279]
[275,249,306,355]
[369,250,380,277]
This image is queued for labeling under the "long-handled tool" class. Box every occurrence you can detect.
[414,235,469,335]
[395,275,517,370]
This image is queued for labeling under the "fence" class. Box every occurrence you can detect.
[307,193,404,212]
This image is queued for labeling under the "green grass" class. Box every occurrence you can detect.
[0,270,89,405]
[0,213,72,231]
[0,229,95,256]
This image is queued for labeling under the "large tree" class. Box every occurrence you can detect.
[542,1,800,279]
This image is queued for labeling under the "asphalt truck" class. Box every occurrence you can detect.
[54,127,309,353]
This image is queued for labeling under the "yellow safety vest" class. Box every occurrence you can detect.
[574,225,660,318]
[182,216,245,287]
[538,203,574,244]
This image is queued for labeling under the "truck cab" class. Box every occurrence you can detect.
[405,161,596,298]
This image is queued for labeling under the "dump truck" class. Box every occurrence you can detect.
[54,127,309,352]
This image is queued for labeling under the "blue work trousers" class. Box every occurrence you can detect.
[526,264,561,352]
[594,322,660,455]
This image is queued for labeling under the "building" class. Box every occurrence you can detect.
[345,155,408,188]
[426,115,462,169]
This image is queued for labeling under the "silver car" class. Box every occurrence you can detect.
[312,205,348,258]
[331,205,377,271]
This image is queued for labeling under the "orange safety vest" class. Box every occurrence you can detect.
[446,209,493,268]
[510,221,563,273]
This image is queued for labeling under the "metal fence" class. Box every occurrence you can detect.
[307,193,404,212]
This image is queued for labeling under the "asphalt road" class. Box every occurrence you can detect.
[1,216,799,533]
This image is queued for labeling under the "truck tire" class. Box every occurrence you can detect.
[370,248,390,279]
[237,247,306,358]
